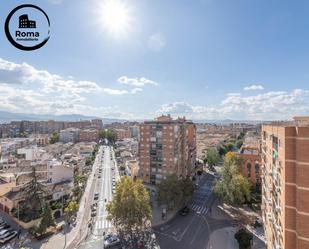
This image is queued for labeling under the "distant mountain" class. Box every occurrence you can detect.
[0,111,127,124]
[192,119,267,125]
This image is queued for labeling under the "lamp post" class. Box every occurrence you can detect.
[103,231,106,249]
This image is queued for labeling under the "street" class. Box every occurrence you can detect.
[78,145,119,249]
[154,173,231,249]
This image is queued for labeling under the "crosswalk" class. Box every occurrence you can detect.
[189,203,209,216]
[94,219,113,230]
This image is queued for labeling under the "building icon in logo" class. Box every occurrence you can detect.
[19,14,36,28]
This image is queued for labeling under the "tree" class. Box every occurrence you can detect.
[106,177,152,248]
[235,228,253,249]
[20,167,45,221]
[213,154,251,205]
[236,139,244,149]
[181,178,195,204]
[50,131,59,144]
[157,175,194,209]
[64,200,79,223]
[204,148,221,166]
[37,203,55,235]
[99,129,117,144]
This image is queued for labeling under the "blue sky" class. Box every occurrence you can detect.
[0,0,309,120]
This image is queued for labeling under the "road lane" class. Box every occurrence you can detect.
[78,145,121,249]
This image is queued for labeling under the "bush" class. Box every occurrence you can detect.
[234,229,253,249]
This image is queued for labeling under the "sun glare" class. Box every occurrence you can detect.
[98,0,132,38]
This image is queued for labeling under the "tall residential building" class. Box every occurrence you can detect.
[138,115,196,185]
[59,128,80,143]
[262,117,309,249]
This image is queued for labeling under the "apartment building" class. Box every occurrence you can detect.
[115,128,132,140]
[238,136,262,191]
[138,115,196,185]
[79,129,99,142]
[0,119,103,137]
[59,128,80,143]
[262,117,309,249]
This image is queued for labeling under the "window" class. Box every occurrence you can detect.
[255,163,259,175]
[247,163,252,178]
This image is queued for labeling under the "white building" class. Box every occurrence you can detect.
[47,159,74,184]
[59,128,80,143]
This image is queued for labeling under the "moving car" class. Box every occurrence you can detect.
[104,235,121,248]
[179,206,190,216]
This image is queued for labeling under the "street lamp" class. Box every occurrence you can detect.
[103,231,106,249]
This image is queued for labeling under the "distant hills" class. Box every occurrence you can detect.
[0,111,127,124]
[0,110,270,125]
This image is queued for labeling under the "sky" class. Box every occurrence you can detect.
[0,0,309,121]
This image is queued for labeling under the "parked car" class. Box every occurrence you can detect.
[104,235,121,248]
[179,206,190,216]
[91,210,97,217]
[94,193,99,200]
[0,230,17,244]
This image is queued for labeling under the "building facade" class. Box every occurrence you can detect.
[79,129,99,142]
[59,128,80,143]
[237,143,262,192]
[262,117,309,249]
[138,115,196,185]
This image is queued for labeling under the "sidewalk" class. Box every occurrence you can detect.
[207,227,238,249]
[151,201,177,227]
[216,202,266,248]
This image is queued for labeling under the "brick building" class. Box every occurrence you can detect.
[138,115,196,185]
[238,137,262,191]
[262,116,309,249]
[79,129,99,142]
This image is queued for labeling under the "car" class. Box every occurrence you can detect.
[104,235,121,248]
[0,231,17,244]
[179,206,190,216]
[91,206,97,212]
[98,175,101,178]
[112,182,116,186]
[104,233,113,241]
[94,193,99,201]
[91,210,97,217]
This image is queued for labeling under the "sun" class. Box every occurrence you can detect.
[98,0,132,38]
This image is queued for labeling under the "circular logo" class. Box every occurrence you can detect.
[4,4,50,51]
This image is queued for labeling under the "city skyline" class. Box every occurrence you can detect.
[1,0,309,121]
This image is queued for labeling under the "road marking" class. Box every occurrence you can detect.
[190,222,202,245]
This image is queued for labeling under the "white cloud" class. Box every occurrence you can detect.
[118,76,158,87]
[148,33,166,52]
[244,84,264,91]
[157,89,309,120]
[0,58,146,118]
[227,93,241,96]
[102,87,143,95]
